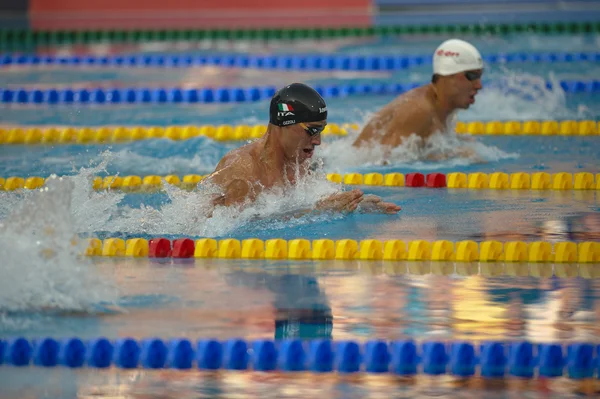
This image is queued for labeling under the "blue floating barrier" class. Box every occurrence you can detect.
[309,340,333,372]
[246,86,261,101]
[450,342,476,377]
[1,89,13,103]
[196,55,208,66]
[155,56,166,66]
[539,344,564,378]
[223,339,248,370]
[123,88,136,103]
[395,57,409,69]
[215,87,230,103]
[336,55,351,71]
[291,55,305,70]
[324,85,340,97]
[197,339,223,370]
[262,55,277,69]
[15,55,28,64]
[252,340,278,371]
[97,56,109,65]
[6,338,31,366]
[261,86,276,99]
[140,88,153,103]
[154,88,169,103]
[29,55,41,65]
[58,338,85,368]
[592,80,600,92]
[486,54,498,63]
[1,54,12,65]
[184,89,199,103]
[390,341,418,375]
[169,88,183,103]
[70,56,81,65]
[113,338,140,369]
[57,57,69,65]
[200,88,214,103]
[365,340,390,373]
[0,340,4,365]
[508,342,535,378]
[124,55,138,66]
[355,83,371,95]
[380,55,395,70]
[314,85,325,96]
[206,55,221,66]
[141,338,167,369]
[60,89,75,104]
[336,341,361,373]
[422,342,447,375]
[167,339,193,369]
[231,87,245,102]
[109,88,121,103]
[480,342,507,378]
[234,55,249,68]
[567,343,594,379]
[366,56,380,71]
[407,55,424,67]
[370,82,387,94]
[16,89,28,103]
[92,88,106,104]
[40,56,54,65]
[87,338,113,368]
[111,56,124,66]
[321,55,334,70]
[141,55,153,66]
[168,55,180,66]
[30,89,44,104]
[76,89,91,104]
[220,55,235,67]
[181,55,194,66]
[279,340,306,371]
[83,56,96,65]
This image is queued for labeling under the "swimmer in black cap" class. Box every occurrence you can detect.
[203,83,401,214]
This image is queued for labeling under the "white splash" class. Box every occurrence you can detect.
[467,70,585,121]
[0,170,119,313]
[98,163,344,237]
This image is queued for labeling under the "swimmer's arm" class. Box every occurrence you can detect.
[210,178,256,208]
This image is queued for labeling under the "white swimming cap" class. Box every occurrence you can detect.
[432,39,483,76]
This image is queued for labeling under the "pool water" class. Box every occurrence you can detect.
[0,32,599,398]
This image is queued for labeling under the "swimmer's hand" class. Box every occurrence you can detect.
[316,189,364,213]
[358,194,401,214]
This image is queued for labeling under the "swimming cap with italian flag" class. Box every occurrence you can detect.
[433,39,483,76]
[269,83,328,127]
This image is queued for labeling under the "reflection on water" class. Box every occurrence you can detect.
[1,260,600,397]
[3,367,599,399]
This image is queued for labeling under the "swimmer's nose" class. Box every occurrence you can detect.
[473,78,482,90]
[311,134,321,146]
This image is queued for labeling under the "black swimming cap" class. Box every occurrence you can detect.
[269,83,328,127]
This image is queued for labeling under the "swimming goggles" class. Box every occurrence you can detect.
[299,122,326,136]
[464,70,483,81]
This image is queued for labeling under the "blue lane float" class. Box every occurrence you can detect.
[1,337,599,378]
[0,80,598,106]
[1,52,599,71]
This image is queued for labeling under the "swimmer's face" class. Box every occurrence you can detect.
[281,120,325,163]
[450,69,483,109]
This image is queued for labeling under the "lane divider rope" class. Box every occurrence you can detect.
[1,80,598,105]
[2,172,599,192]
[1,22,600,50]
[81,237,600,263]
[2,51,598,70]
[0,120,598,145]
[1,336,598,378]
